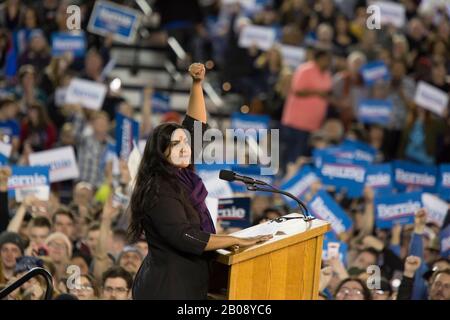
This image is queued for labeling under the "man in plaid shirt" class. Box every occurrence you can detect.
[72,108,114,188]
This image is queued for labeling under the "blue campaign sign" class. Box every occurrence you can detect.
[438,164,450,200]
[360,60,390,86]
[229,165,275,195]
[365,163,394,195]
[0,153,8,166]
[318,155,367,198]
[87,0,141,44]
[308,190,353,237]
[151,92,171,113]
[440,225,450,259]
[218,197,251,229]
[279,165,319,207]
[231,112,270,131]
[340,139,377,163]
[374,191,422,229]
[51,32,86,58]
[393,160,438,192]
[357,99,393,125]
[313,141,375,167]
[0,153,7,165]
[115,113,139,160]
[7,166,50,198]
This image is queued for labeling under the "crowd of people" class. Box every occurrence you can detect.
[0,0,449,300]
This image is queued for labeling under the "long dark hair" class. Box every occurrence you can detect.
[127,122,190,243]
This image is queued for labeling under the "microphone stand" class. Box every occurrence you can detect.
[244,182,315,222]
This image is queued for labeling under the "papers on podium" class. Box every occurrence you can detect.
[217,213,329,255]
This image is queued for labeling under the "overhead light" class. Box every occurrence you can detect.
[110,78,122,92]
[240,105,250,113]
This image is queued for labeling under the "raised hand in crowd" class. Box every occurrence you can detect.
[0,166,11,192]
[319,266,333,292]
[414,209,427,235]
[403,256,422,278]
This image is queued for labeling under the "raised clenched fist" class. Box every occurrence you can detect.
[188,63,206,82]
[404,255,421,278]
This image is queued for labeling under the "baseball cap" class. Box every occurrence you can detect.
[15,256,44,274]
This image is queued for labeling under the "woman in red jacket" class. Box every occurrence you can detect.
[20,102,57,152]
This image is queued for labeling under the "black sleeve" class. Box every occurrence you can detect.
[0,191,9,233]
[381,247,404,280]
[397,276,414,300]
[182,115,209,164]
[147,194,211,255]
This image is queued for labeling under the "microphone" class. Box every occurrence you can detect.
[219,170,314,221]
[219,170,268,186]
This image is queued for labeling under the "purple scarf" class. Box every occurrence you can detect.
[176,168,216,234]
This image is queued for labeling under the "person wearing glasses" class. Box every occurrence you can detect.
[129,63,272,300]
[334,278,372,300]
[101,267,133,300]
[69,274,99,300]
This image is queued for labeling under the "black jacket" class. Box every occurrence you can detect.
[131,179,212,300]
[132,116,213,299]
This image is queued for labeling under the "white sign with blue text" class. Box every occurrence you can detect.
[65,78,107,110]
[28,146,79,183]
[440,225,450,258]
[421,193,448,228]
[280,45,306,69]
[414,81,449,117]
[88,0,141,44]
[372,1,406,28]
[238,25,277,51]
[196,164,234,199]
[0,141,12,158]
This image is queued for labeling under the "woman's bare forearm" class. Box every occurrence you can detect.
[204,234,238,251]
[187,82,207,123]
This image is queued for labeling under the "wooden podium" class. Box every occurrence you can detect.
[209,214,330,300]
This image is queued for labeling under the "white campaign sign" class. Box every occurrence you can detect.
[422,193,449,228]
[29,146,80,182]
[15,186,50,202]
[205,197,219,230]
[372,1,406,28]
[414,81,449,117]
[65,78,107,110]
[238,25,276,51]
[221,0,256,9]
[54,87,67,107]
[0,141,12,158]
[280,45,306,69]
[197,170,234,199]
